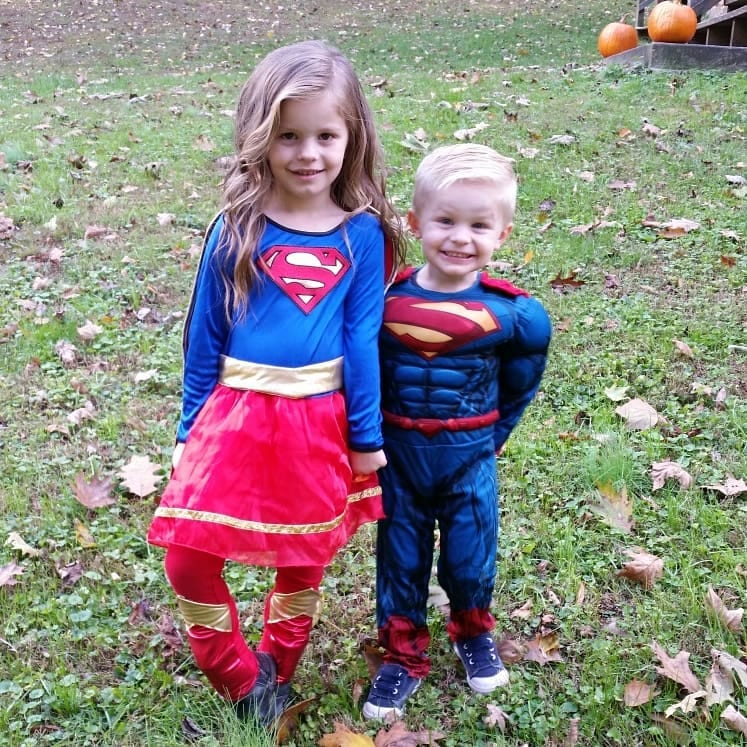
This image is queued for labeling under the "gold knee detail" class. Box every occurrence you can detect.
[176,595,232,632]
[268,588,322,626]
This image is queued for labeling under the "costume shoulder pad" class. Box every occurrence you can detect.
[479,272,530,298]
[392,266,416,284]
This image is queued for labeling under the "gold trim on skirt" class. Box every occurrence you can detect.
[219,355,343,398]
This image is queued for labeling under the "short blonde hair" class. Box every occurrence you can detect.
[412,144,517,226]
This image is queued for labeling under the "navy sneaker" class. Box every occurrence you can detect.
[235,652,282,725]
[453,634,509,693]
[362,663,422,720]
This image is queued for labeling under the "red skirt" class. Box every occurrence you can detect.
[147,384,383,567]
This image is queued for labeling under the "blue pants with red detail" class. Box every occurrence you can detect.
[375,426,499,678]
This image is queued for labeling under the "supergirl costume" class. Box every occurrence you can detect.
[147,211,390,701]
[374,267,552,677]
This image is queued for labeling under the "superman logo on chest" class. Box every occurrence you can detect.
[383,295,501,359]
[261,245,350,313]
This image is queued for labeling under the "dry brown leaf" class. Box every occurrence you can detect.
[118,455,162,498]
[318,722,375,747]
[84,224,109,239]
[623,679,658,706]
[5,531,41,557]
[651,461,693,491]
[275,696,316,745]
[54,339,78,366]
[591,481,634,533]
[510,600,533,620]
[672,339,693,357]
[497,634,526,665]
[483,703,509,731]
[615,398,661,430]
[77,320,103,340]
[704,658,735,706]
[360,637,385,681]
[649,713,690,743]
[57,560,83,586]
[74,517,96,548]
[374,719,445,746]
[73,472,116,509]
[618,549,663,589]
[523,632,563,666]
[665,690,708,718]
[651,641,701,693]
[702,475,747,497]
[712,648,747,687]
[721,705,747,736]
[705,586,743,632]
[0,561,25,586]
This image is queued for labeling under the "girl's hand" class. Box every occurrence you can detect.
[350,449,387,482]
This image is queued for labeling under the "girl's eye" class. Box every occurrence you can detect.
[279,132,296,140]
[319,132,335,141]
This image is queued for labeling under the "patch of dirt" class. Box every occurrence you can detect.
[0,0,514,72]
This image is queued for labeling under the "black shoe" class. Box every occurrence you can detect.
[453,633,509,693]
[362,662,422,720]
[234,652,280,725]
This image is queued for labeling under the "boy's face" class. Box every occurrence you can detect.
[407,180,512,293]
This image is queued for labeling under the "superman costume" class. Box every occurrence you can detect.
[375,267,551,677]
[147,211,389,698]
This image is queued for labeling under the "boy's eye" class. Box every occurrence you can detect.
[473,222,488,229]
[436,217,453,225]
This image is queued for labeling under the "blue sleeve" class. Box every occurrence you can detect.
[343,217,386,452]
[494,295,552,450]
[177,217,232,442]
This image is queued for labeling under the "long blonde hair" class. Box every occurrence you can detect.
[219,40,404,317]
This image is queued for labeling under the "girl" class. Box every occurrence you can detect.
[147,40,404,725]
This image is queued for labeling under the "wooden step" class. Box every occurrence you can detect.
[691,4,747,45]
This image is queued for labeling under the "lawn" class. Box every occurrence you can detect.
[0,1,745,745]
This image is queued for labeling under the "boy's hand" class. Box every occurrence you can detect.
[350,449,387,482]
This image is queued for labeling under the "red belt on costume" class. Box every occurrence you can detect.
[382,409,499,437]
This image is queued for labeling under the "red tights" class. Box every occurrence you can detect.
[164,545,323,701]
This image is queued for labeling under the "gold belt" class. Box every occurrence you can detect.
[219,355,343,398]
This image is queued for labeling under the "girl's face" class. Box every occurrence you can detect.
[267,91,349,210]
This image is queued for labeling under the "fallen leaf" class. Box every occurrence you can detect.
[5,531,42,557]
[624,679,658,706]
[118,455,162,498]
[704,657,735,706]
[360,637,385,680]
[665,690,707,717]
[615,398,661,430]
[0,561,25,586]
[649,713,691,743]
[712,648,747,687]
[374,719,445,746]
[550,270,585,290]
[618,549,663,589]
[77,320,103,340]
[57,560,83,586]
[54,339,78,366]
[591,481,634,533]
[721,705,747,737]
[651,461,692,491]
[497,634,526,664]
[275,696,316,744]
[702,475,747,497]
[483,703,508,731]
[705,586,743,632]
[74,518,96,548]
[510,600,533,620]
[72,473,116,509]
[66,400,96,426]
[651,641,701,693]
[523,632,563,665]
[318,722,375,746]
[672,339,693,357]
[604,385,629,402]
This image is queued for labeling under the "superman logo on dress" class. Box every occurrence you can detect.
[383,296,501,359]
[262,245,351,313]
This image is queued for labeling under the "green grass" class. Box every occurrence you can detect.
[1,1,746,745]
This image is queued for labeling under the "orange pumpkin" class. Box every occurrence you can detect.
[597,18,639,57]
[647,0,698,43]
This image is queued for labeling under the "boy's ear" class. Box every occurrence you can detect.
[496,222,513,247]
[406,209,421,238]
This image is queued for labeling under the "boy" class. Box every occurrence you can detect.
[363,144,552,720]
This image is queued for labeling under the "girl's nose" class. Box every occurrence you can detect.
[297,138,317,160]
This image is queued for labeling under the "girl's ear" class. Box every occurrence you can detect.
[406,209,421,238]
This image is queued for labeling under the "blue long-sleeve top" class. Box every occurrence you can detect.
[177,212,386,452]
